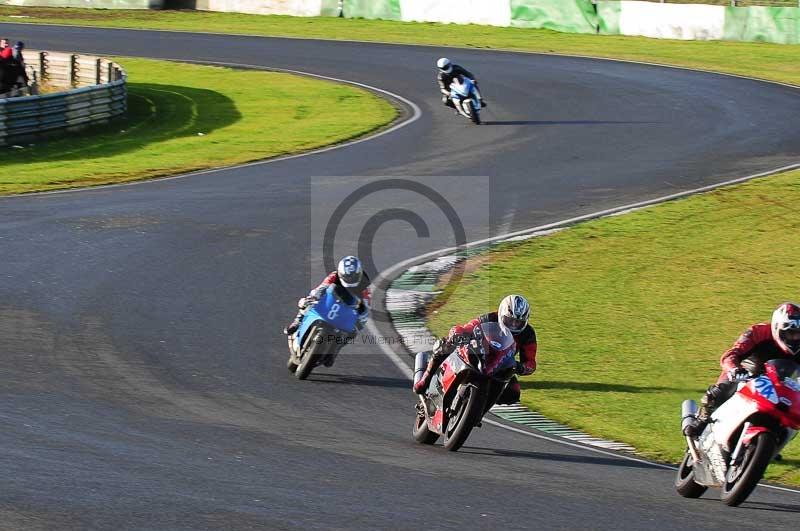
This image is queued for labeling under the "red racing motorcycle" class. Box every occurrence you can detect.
[676,358,800,506]
[411,321,521,451]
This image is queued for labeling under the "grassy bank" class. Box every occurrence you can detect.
[429,169,800,485]
[1,57,396,194]
[0,7,799,86]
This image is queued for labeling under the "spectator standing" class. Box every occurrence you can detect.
[0,38,10,60]
[8,41,28,90]
[0,38,10,93]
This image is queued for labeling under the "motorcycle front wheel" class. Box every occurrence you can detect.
[465,100,481,125]
[443,383,485,452]
[674,450,708,498]
[720,432,776,506]
[295,329,326,380]
[412,409,440,445]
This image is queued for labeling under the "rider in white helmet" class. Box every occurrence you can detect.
[684,302,800,437]
[413,294,536,402]
[437,57,487,110]
[284,256,371,336]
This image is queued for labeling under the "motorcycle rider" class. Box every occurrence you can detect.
[284,256,371,336]
[684,302,800,437]
[437,57,487,110]
[413,294,536,403]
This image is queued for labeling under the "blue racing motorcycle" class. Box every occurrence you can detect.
[286,285,360,380]
[450,75,481,125]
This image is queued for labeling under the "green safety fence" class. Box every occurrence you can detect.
[724,6,800,44]
[596,1,622,35]
[510,0,598,34]
[343,0,401,21]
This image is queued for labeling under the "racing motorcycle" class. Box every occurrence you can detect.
[449,75,482,125]
[412,321,521,451]
[286,284,360,380]
[676,358,800,506]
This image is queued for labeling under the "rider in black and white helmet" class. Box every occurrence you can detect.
[284,256,371,336]
[437,57,487,110]
[413,294,537,402]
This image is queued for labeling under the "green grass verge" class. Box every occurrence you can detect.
[0,7,799,86]
[428,169,800,485]
[2,57,396,194]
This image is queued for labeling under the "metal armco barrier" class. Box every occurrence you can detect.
[0,51,127,146]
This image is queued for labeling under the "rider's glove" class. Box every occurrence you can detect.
[516,362,535,376]
[727,367,751,382]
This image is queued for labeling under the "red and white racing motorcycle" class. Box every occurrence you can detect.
[676,359,800,506]
[411,321,521,451]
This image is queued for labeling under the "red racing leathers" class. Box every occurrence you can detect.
[717,322,796,383]
[444,311,537,403]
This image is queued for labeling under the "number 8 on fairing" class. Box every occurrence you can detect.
[328,303,341,320]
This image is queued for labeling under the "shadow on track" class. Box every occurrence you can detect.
[460,446,664,470]
[520,380,696,394]
[738,501,800,513]
[306,373,410,389]
[482,120,657,126]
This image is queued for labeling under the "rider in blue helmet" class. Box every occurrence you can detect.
[284,256,371,336]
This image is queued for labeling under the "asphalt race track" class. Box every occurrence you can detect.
[2,23,800,530]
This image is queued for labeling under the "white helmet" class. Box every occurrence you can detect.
[498,295,530,334]
[771,302,800,356]
[337,256,363,288]
[437,57,452,74]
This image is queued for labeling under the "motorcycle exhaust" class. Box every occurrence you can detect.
[681,399,698,433]
[413,351,430,388]
[681,399,702,463]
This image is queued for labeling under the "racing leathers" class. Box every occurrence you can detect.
[685,322,800,436]
[437,65,485,109]
[284,271,371,336]
[413,311,537,403]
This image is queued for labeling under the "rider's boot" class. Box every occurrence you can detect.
[283,311,303,336]
[413,341,451,394]
[413,356,441,394]
[683,388,717,437]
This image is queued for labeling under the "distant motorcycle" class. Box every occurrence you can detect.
[412,321,521,451]
[676,359,800,506]
[286,285,359,380]
[449,75,482,125]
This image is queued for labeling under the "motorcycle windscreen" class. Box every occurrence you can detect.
[314,286,359,333]
[478,322,517,377]
[450,76,473,98]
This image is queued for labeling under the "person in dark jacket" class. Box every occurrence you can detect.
[436,57,486,110]
[6,41,28,90]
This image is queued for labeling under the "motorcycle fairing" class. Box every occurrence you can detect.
[712,393,759,450]
[295,285,359,350]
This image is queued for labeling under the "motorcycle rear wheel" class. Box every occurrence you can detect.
[720,432,776,507]
[412,411,440,445]
[443,384,485,452]
[674,450,708,498]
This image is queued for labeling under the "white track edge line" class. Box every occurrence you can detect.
[0,59,422,199]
